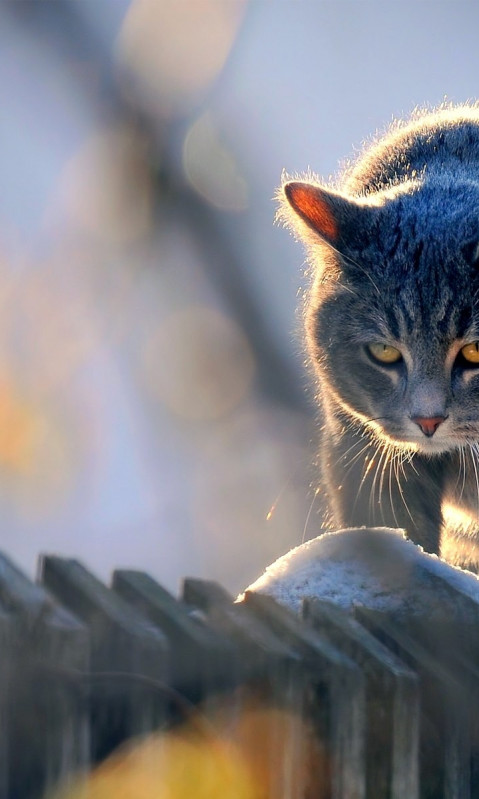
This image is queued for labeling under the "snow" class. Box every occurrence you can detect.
[238,527,479,616]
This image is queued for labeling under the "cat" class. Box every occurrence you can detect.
[279,104,479,569]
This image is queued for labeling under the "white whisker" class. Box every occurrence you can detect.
[369,443,389,524]
[459,446,467,500]
[342,442,375,476]
[388,449,400,527]
[469,444,479,516]
[301,487,321,545]
[351,439,383,519]
[395,450,415,524]
[329,244,381,296]
[333,436,369,469]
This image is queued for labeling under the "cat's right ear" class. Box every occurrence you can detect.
[280,181,369,250]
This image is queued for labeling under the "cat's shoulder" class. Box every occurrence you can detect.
[345,103,479,195]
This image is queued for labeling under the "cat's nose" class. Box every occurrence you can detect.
[411,415,447,437]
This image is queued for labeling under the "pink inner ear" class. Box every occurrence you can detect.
[286,184,338,242]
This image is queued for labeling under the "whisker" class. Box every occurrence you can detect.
[351,439,383,518]
[333,436,369,469]
[395,450,415,525]
[342,442,375,475]
[452,445,462,493]
[364,416,398,425]
[378,443,392,501]
[459,446,467,500]
[398,450,408,483]
[470,444,479,517]
[301,487,321,545]
[328,243,381,296]
[266,464,303,522]
[333,416,397,478]
[404,449,419,476]
[338,282,361,299]
[378,444,393,525]
[369,443,389,524]
[388,449,400,527]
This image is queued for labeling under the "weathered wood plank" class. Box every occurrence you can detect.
[182,577,234,610]
[112,569,237,700]
[356,605,472,799]
[0,605,11,799]
[39,556,168,764]
[303,597,419,799]
[188,581,312,799]
[243,590,367,799]
[0,552,89,799]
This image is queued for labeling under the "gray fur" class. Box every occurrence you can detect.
[281,105,479,567]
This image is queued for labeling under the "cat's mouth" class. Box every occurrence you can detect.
[378,420,477,456]
[364,415,443,452]
[381,429,449,455]
[403,418,453,454]
[362,412,479,455]
[411,437,454,455]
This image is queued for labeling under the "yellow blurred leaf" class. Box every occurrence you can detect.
[55,727,259,799]
[52,700,326,799]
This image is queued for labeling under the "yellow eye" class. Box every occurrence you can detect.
[460,341,479,364]
[367,343,402,364]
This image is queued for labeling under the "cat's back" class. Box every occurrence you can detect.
[344,105,479,195]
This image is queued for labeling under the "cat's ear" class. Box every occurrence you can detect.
[281,181,373,250]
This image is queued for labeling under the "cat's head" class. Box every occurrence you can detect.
[281,178,479,455]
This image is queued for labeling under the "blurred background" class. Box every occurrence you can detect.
[0,0,478,595]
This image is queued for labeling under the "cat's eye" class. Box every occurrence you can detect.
[367,343,402,364]
[460,341,479,364]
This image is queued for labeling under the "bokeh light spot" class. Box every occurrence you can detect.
[117,0,247,117]
[51,701,324,799]
[142,307,255,421]
[184,112,248,211]
[52,726,257,799]
[53,126,153,245]
[0,379,41,474]
[0,375,76,519]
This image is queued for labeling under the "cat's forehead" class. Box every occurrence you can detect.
[374,274,475,345]
[352,187,479,342]
[379,179,479,250]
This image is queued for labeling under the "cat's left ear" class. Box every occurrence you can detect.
[282,181,374,250]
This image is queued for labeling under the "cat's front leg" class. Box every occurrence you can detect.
[443,449,479,524]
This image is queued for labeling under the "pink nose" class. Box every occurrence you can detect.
[411,415,446,437]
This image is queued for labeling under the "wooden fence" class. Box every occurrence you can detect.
[1,550,479,798]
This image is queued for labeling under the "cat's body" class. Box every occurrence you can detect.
[281,105,479,567]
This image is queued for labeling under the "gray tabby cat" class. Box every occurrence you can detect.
[280,105,479,568]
